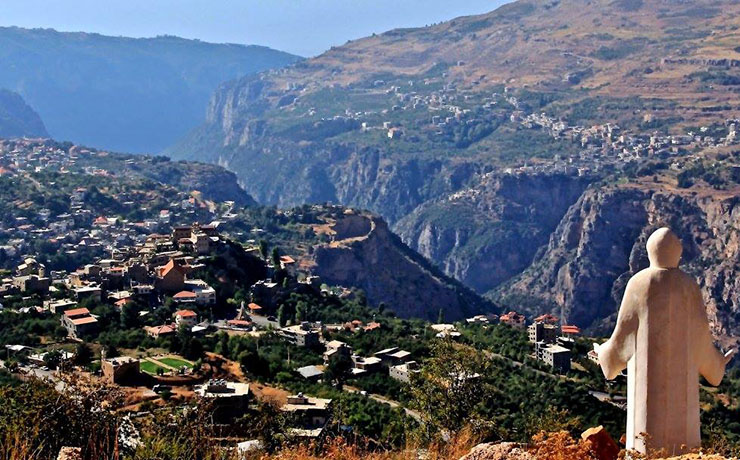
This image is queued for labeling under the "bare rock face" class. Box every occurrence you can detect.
[496,182,740,338]
[459,442,534,460]
[311,213,493,321]
[396,172,593,293]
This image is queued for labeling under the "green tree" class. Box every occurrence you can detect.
[74,342,94,367]
[410,340,491,436]
[325,352,353,390]
[43,350,63,370]
[259,239,269,260]
[277,305,286,327]
[120,303,139,329]
[271,246,281,268]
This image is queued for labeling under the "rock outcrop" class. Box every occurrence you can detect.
[396,172,593,293]
[497,181,740,339]
[310,212,493,321]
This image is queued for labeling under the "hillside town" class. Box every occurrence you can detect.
[0,191,624,453]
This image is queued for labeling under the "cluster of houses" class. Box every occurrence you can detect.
[0,222,223,339]
[0,138,220,270]
[280,320,419,384]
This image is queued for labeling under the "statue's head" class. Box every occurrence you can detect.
[646,227,682,268]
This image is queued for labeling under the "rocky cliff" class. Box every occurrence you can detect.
[167,0,740,336]
[0,89,47,138]
[496,180,740,340]
[310,212,493,321]
[395,172,594,293]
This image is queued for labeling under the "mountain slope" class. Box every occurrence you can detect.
[0,27,300,153]
[169,0,740,336]
[0,89,47,138]
[308,211,493,321]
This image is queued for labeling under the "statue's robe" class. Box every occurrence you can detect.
[598,267,727,454]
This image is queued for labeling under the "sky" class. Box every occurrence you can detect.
[0,0,508,57]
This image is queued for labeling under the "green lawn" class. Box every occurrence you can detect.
[140,360,166,375]
[158,357,193,370]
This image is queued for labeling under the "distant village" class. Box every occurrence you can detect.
[271,69,740,179]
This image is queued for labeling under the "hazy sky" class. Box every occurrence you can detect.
[0,1,508,57]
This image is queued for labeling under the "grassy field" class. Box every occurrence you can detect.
[158,357,193,370]
[140,360,166,375]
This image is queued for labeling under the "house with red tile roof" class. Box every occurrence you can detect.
[144,324,176,338]
[62,307,98,338]
[500,311,526,329]
[174,309,198,327]
[155,259,189,293]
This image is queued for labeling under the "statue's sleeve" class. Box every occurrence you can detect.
[598,278,639,380]
[694,284,726,386]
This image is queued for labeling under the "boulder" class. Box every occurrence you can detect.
[581,426,619,460]
[459,442,534,460]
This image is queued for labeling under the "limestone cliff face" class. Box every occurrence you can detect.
[497,182,740,338]
[395,172,593,294]
[310,213,492,321]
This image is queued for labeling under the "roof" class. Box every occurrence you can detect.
[64,307,91,317]
[114,298,133,307]
[71,316,98,326]
[280,255,296,264]
[561,325,581,335]
[544,345,571,354]
[282,395,332,412]
[534,313,559,323]
[295,365,324,379]
[173,291,197,299]
[389,350,411,359]
[247,302,262,310]
[374,347,399,356]
[159,259,187,278]
[147,324,175,335]
[175,309,197,317]
[228,319,252,326]
[364,322,381,331]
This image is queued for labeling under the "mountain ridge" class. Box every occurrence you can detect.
[0,26,300,153]
[168,0,740,338]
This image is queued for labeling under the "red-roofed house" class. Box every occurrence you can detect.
[62,308,98,338]
[500,311,526,329]
[534,314,559,324]
[114,298,133,310]
[174,309,198,327]
[248,303,263,316]
[227,319,253,330]
[155,259,189,293]
[561,325,581,336]
[145,324,176,338]
[172,290,197,303]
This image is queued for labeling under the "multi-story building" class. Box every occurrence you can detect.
[389,361,421,383]
[279,323,320,348]
[101,357,140,384]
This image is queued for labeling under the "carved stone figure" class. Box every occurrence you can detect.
[596,227,734,454]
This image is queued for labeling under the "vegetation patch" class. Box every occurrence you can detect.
[140,360,167,375]
[158,357,194,370]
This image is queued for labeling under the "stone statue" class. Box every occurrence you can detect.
[595,227,735,455]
